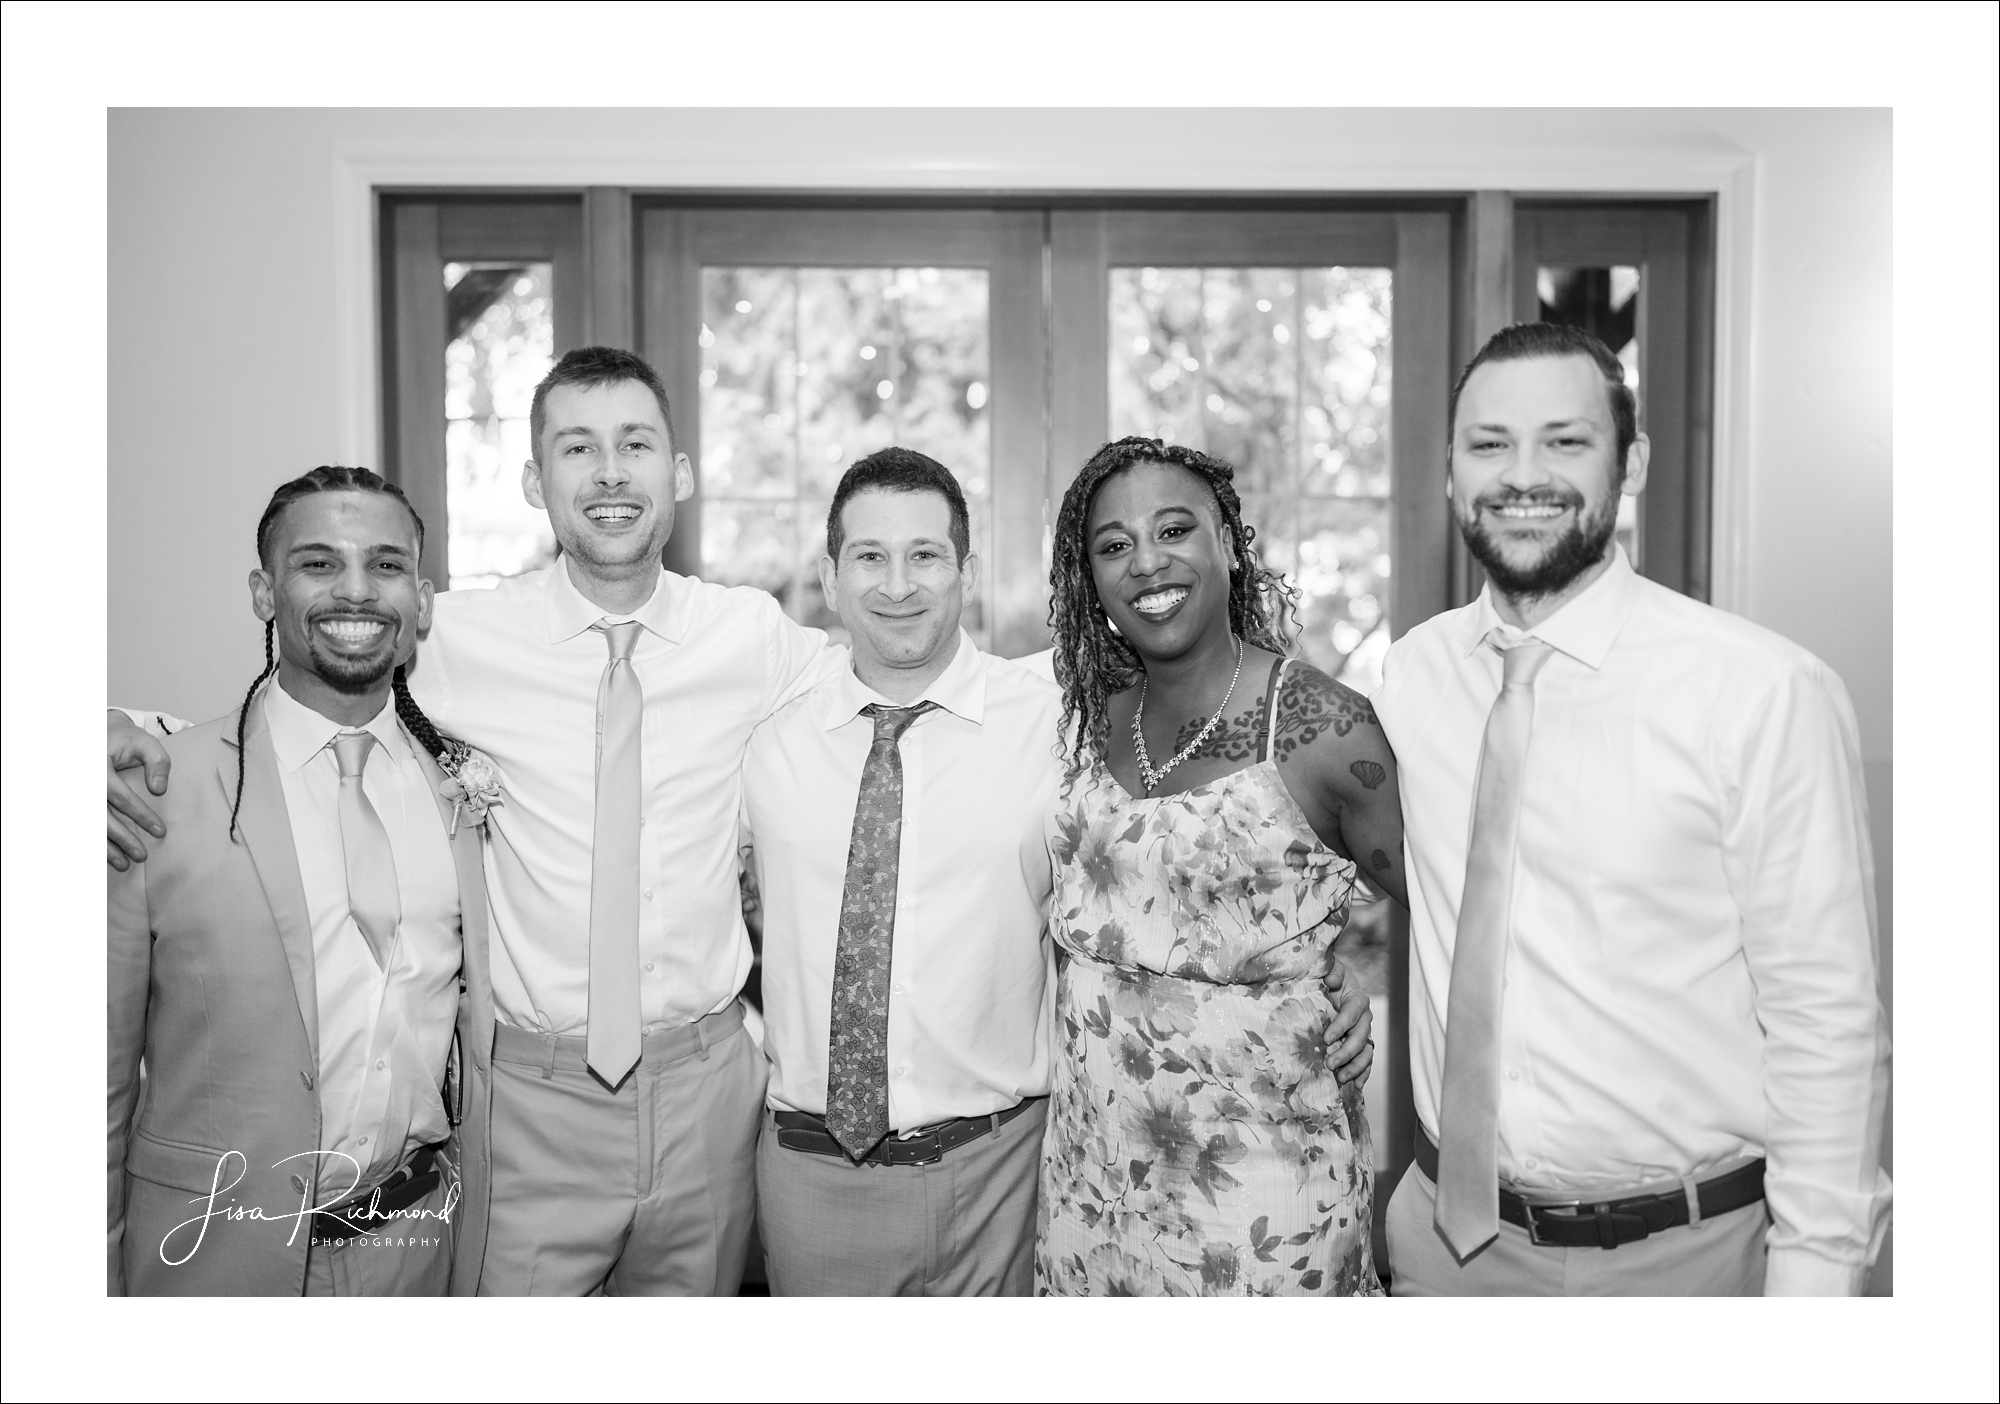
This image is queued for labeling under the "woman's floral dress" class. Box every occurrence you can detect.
[1035,740,1382,1297]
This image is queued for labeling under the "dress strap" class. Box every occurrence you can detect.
[1258,656,1291,764]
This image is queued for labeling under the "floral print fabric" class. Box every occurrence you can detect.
[1035,758,1382,1296]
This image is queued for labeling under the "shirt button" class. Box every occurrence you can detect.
[892,982,904,994]
[893,1066,906,1078]
[1524,1157,1539,1170]
[300,1071,315,1090]
[376,1059,386,1071]
[359,1135,369,1146]
[291,1174,308,1193]
[1507,1068,1521,1082]
[643,890,654,900]
[644,962,656,972]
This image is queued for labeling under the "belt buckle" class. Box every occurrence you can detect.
[1521,1197,1583,1247]
[885,1130,947,1166]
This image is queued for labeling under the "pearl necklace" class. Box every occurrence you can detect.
[1131,638,1244,795]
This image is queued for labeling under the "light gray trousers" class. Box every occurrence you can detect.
[756,1099,1045,1296]
[479,1004,765,1296]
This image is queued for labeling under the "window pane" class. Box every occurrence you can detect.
[701,267,992,649]
[1538,264,1642,567]
[1110,265,1394,692]
[444,262,557,590]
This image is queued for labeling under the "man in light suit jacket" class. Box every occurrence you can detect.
[108,467,496,1295]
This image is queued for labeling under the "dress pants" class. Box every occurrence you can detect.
[1386,1160,1768,1296]
[304,1176,456,1297]
[756,1099,1044,1296]
[479,1002,765,1296]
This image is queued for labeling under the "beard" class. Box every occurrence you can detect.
[1457,486,1620,600]
[305,622,402,694]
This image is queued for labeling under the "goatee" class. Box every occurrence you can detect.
[1458,489,1619,600]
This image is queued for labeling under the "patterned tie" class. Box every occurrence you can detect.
[587,620,645,1089]
[825,701,937,1160]
[1434,636,1555,1261]
[332,731,400,970]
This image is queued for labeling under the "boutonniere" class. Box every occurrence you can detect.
[438,741,504,836]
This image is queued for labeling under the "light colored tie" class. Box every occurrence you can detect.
[332,731,400,970]
[1434,636,1555,1261]
[825,701,936,1160]
[587,620,645,1089]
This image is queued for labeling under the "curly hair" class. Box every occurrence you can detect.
[1047,436,1297,784]
[229,466,453,840]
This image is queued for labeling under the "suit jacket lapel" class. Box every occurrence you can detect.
[221,704,320,1061]
[412,741,492,1005]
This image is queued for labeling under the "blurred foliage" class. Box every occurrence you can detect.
[1111,267,1395,691]
[444,262,558,589]
[701,267,993,645]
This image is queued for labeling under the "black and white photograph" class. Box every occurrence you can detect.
[3,3,1995,1400]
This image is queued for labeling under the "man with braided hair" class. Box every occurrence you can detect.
[110,347,841,1296]
[108,467,494,1295]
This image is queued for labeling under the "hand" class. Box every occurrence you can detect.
[1323,955,1376,1086]
[108,711,172,871]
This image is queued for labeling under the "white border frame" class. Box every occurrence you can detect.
[330,141,1757,610]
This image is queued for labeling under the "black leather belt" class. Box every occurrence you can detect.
[775,1098,1042,1167]
[311,1144,444,1245]
[1414,1130,1765,1249]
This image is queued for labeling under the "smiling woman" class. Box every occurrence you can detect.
[1034,436,1405,1297]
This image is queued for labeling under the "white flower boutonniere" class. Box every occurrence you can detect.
[438,741,504,836]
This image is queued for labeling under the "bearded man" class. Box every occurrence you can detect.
[1376,322,1890,1296]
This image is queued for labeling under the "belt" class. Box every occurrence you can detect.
[774,1098,1042,1167]
[311,1144,445,1245]
[1414,1130,1765,1250]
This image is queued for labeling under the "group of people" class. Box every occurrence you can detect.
[105,321,1890,1297]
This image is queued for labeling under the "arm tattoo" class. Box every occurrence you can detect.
[1272,665,1379,760]
[1371,848,1391,872]
[1349,759,1386,790]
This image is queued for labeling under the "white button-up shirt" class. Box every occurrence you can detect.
[261,681,462,1187]
[407,562,838,1033]
[743,633,1059,1132]
[1377,547,1891,1295]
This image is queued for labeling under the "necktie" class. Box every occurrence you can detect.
[587,620,645,1089]
[825,701,937,1160]
[332,731,400,970]
[1434,636,1555,1261]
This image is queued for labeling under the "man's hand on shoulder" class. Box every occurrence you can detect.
[108,711,172,871]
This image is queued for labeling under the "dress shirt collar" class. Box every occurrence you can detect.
[1464,543,1643,671]
[262,677,407,775]
[813,628,988,732]
[541,557,688,645]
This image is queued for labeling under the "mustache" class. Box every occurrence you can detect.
[306,607,399,626]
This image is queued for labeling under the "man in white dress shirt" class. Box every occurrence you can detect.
[744,449,1382,1294]
[741,450,1060,1295]
[1378,323,1891,1296]
[109,468,490,1295]
[108,349,841,1295]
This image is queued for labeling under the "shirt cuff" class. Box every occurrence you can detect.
[1764,1246,1869,1296]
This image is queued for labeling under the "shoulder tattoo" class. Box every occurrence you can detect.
[1272,664,1379,760]
[1166,698,1264,765]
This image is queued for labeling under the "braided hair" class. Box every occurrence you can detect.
[228,466,453,839]
[1047,436,1297,784]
